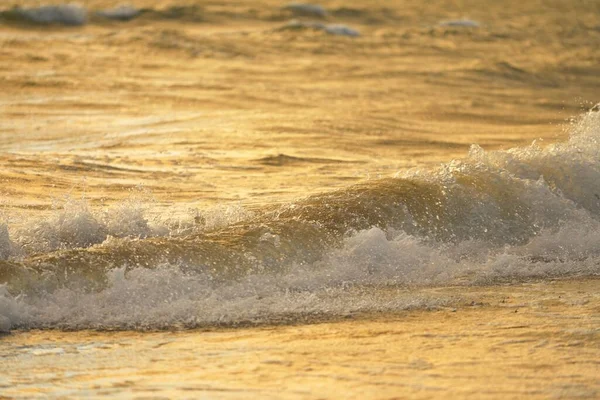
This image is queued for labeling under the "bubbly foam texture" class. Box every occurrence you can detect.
[2,260,457,330]
[1,107,600,331]
[2,198,255,259]
[12,198,157,256]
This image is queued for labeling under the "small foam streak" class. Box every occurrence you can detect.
[438,19,480,28]
[96,6,140,21]
[279,20,360,37]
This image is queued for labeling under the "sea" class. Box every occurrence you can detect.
[0,0,599,398]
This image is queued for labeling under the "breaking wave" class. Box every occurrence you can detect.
[1,106,600,331]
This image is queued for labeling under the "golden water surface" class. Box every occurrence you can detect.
[1,0,600,398]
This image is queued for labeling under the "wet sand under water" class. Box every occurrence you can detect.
[2,278,599,399]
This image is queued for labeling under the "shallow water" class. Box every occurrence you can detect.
[1,0,600,397]
[2,279,599,399]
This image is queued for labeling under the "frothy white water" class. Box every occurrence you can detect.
[0,197,254,259]
[12,197,157,256]
[1,107,600,331]
[0,248,456,331]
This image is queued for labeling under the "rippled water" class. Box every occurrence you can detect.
[0,0,599,398]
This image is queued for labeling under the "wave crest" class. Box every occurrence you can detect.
[2,106,600,331]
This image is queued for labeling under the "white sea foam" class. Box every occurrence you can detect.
[101,199,153,239]
[14,5,87,26]
[0,257,455,331]
[281,20,360,37]
[284,3,327,18]
[324,24,360,37]
[439,19,480,28]
[0,285,21,332]
[5,197,257,257]
[15,199,106,254]
[96,6,140,21]
[13,197,165,255]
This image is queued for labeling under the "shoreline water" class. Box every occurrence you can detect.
[2,277,599,398]
[2,275,599,333]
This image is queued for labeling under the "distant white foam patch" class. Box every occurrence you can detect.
[96,6,140,21]
[281,20,360,37]
[281,20,324,30]
[284,3,327,18]
[439,19,480,28]
[14,5,87,26]
[324,24,360,37]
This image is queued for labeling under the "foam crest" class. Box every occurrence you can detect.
[101,199,154,239]
[12,196,169,256]
[16,199,106,254]
[468,110,600,215]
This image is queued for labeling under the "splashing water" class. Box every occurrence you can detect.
[1,106,600,331]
